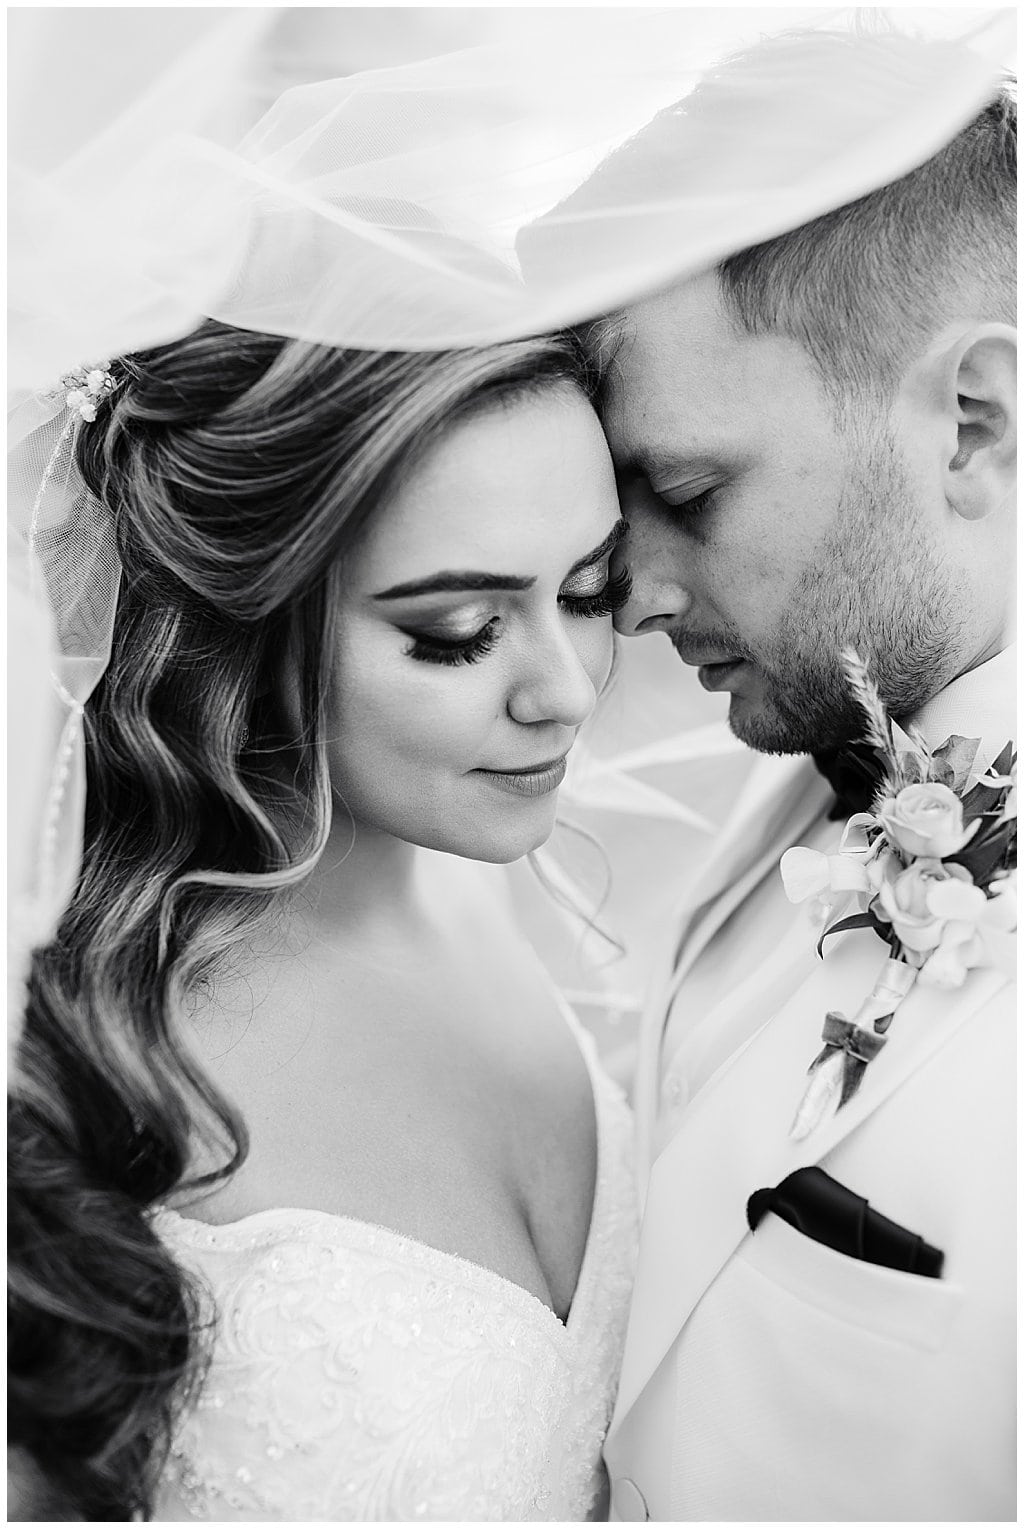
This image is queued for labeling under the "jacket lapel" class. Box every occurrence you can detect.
[676,753,827,961]
[632,754,832,1183]
[610,932,1009,1435]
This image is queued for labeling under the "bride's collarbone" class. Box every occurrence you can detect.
[188,934,598,1320]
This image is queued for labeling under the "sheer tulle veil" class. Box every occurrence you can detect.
[7,6,1014,1042]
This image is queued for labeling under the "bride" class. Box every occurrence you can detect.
[8,18,685,1517]
[19,320,637,1522]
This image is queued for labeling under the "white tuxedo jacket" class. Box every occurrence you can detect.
[604,746,1016,1522]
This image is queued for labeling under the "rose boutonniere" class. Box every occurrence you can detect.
[781,650,1016,1140]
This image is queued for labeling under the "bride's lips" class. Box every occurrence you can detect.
[473,753,569,798]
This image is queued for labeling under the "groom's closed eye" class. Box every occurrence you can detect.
[645,464,722,510]
[657,486,717,516]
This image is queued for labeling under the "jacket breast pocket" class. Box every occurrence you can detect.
[669,1211,969,1519]
[740,1206,963,1350]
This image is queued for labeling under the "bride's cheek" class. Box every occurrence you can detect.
[576,617,617,695]
[397,670,500,769]
[334,642,495,779]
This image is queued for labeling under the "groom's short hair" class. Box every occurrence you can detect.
[718,88,1016,404]
[523,30,1016,407]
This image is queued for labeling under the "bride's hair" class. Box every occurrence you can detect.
[10,320,595,1518]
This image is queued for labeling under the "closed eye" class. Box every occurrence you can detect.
[662,486,716,516]
[403,518,629,663]
[560,565,632,618]
[557,517,629,617]
[404,619,499,667]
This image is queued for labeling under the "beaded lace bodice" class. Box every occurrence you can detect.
[152,1011,637,1521]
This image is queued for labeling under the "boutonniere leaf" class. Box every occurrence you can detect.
[815,909,890,959]
[782,650,1016,1141]
[930,732,981,793]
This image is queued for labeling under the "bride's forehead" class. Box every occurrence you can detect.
[350,393,613,574]
[393,393,606,510]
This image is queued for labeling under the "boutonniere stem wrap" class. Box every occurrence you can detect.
[789,958,916,1140]
[782,650,1016,1141]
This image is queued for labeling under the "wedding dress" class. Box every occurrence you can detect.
[151,1005,637,1521]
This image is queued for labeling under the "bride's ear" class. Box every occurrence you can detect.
[933,323,1016,522]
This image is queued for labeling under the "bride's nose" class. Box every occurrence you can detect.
[506,625,598,729]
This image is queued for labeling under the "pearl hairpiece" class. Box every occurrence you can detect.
[61,361,117,421]
[26,359,121,910]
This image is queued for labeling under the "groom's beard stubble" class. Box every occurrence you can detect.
[695,435,965,756]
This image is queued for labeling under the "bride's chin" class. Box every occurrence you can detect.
[459,804,560,865]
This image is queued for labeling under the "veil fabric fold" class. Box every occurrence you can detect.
[10,7,1014,383]
[7,5,1015,1039]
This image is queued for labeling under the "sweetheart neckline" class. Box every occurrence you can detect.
[157,1016,620,1336]
[155,1199,594,1334]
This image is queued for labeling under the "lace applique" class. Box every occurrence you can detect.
[153,1037,637,1522]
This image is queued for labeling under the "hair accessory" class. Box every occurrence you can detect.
[60,363,117,422]
[11,368,125,963]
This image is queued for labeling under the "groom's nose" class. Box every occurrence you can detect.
[613,501,693,637]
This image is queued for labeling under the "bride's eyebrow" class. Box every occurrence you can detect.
[373,570,534,600]
[565,517,627,577]
[372,519,627,601]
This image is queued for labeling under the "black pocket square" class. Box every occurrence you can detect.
[747,1166,944,1279]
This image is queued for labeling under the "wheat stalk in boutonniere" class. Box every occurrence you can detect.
[780,650,1016,1140]
[840,647,901,767]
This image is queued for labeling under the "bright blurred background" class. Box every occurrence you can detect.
[508,637,753,1081]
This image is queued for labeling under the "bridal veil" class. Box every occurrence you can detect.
[8,5,1013,1039]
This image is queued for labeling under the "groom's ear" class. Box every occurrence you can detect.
[931,323,1016,522]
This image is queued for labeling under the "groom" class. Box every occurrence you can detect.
[593,72,1016,1523]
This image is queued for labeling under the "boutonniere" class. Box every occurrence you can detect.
[781,650,1016,1140]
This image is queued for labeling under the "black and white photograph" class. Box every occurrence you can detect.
[8,5,1017,1522]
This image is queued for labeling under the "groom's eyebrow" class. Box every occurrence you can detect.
[373,520,626,601]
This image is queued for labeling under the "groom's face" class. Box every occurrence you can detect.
[598,271,960,753]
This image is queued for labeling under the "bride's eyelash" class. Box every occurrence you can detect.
[405,566,632,667]
[405,620,499,667]
[561,565,633,618]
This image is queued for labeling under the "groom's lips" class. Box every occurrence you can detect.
[696,658,746,693]
[671,639,749,692]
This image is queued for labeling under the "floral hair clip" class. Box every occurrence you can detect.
[61,362,117,422]
[30,362,120,558]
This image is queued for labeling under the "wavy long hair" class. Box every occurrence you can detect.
[9,321,596,1517]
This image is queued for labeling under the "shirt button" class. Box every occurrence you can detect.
[610,1476,650,1521]
[663,1071,685,1107]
